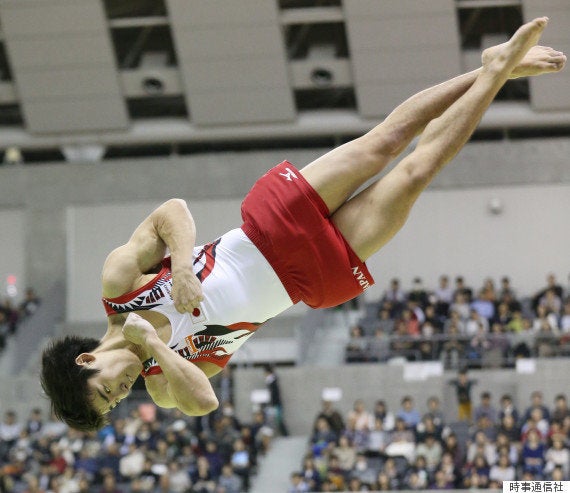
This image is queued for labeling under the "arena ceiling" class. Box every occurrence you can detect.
[0,0,568,163]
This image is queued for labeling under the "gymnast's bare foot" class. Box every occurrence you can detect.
[481,17,548,77]
[509,45,567,79]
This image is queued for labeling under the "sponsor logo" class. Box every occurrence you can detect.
[352,266,371,291]
[278,167,298,181]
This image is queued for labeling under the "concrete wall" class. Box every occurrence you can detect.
[233,359,570,435]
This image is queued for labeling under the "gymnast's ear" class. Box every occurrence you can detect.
[75,353,96,366]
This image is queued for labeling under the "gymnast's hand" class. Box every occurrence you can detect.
[122,313,158,347]
[171,264,204,313]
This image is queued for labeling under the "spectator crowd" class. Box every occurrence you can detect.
[291,390,570,492]
[345,273,570,368]
[0,287,41,355]
[0,399,275,493]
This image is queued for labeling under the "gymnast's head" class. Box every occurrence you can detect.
[41,335,109,431]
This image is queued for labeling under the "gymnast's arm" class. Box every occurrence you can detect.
[102,198,203,311]
[124,314,219,416]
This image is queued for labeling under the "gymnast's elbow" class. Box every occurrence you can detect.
[182,394,219,417]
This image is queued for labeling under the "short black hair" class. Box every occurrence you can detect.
[41,335,108,431]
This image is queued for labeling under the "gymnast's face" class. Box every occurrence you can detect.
[75,350,140,414]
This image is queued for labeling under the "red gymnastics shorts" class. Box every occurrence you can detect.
[240,161,374,309]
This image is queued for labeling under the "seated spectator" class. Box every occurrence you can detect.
[399,308,421,337]
[325,454,347,491]
[466,431,496,467]
[408,299,426,327]
[532,304,559,333]
[396,396,421,429]
[382,457,402,490]
[408,277,430,310]
[552,394,570,424]
[473,415,498,443]
[191,456,217,493]
[345,324,370,363]
[430,468,453,490]
[498,394,519,424]
[351,453,378,487]
[433,275,454,318]
[442,433,465,472]
[466,454,490,483]
[415,415,441,444]
[25,408,43,438]
[496,432,519,465]
[535,320,558,357]
[547,421,566,445]
[521,429,546,478]
[385,417,415,462]
[300,456,321,492]
[344,415,369,453]
[463,472,489,491]
[346,477,364,492]
[99,473,123,493]
[465,309,489,337]
[165,461,192,493]
[423,304,445,333]
[0,410,22,460]
[373,400,395,432]
[415,434,442,472]
[539,287,563,315]
[466,325,491,366]
[19,287,41,319]
[521,407,549,440]
[376,307,395,334]
[391,319,416,356]
[453,277,473,308]
[406,455,429,490]
[314,400,345,438]
[203,440,224,479]
[489,453,516,482]
[487,323,511,360]
[288,471,309,493]
[498,275,517,301]
[440,325,466,370]
[374,471,392,491]
[544,437,570,479]
[473,391,498,425]
[491,301,512,327]
[311,417,338,458]
[506,310,526,333]
[497,414,520,444]
[334,435,357,474]
[381,278,407,318]
[522,390,551,423]
[439,451,462,488]
[347,400,374,433]
[444,310,466,334]
[470,288,495,322]
[367,417,389,454]
[423,396,445,430]
[369,326,391,362]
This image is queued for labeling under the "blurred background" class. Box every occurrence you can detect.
[0,1,569,492]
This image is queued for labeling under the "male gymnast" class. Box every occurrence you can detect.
[41,18,566,431]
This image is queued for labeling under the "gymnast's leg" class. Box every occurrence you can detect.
[331,17,552,261]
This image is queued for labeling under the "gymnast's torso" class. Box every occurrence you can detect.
[102,228,292,375]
